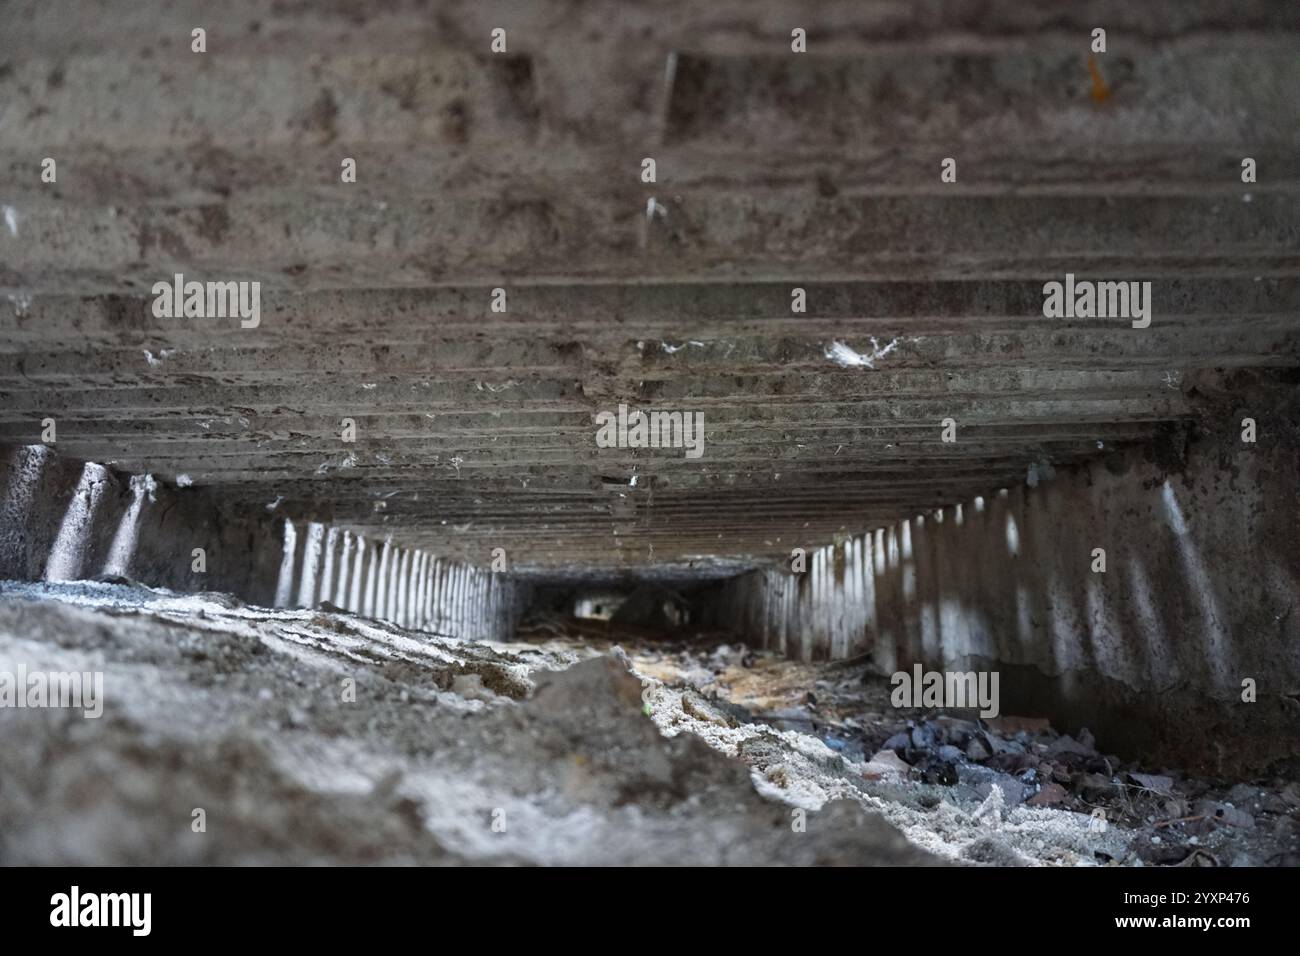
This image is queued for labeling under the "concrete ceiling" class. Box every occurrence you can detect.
[2,0,1298,577]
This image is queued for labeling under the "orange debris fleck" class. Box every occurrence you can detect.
[1088,54,1111,103]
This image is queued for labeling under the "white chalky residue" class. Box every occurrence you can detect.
[2,205,18,237]
[129,474,156,502]
[824,337,906,369]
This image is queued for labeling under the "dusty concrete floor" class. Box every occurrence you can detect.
[0,581,931,865]
[2,582,1296,866]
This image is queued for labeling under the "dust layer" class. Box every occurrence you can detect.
[0,581,933,866]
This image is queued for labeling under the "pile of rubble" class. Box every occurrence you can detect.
[869,713,1299,866]
[528,627,1300,867]
[0,583,935,865]
[4,587,1295,866]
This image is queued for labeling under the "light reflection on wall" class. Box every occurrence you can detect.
[101,474,156,579]
[45,463,109,582]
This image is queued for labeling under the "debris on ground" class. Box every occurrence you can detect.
[0,583,934,866]
[3,586,1295,867]
[516,615,1300,867]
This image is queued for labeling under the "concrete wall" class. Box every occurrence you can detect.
[270,518,526,642]
[0,444,283,603]
[716,425,1300,774]
[0,444,524,642]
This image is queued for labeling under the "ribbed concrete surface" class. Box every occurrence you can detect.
[273,519,524,640]
[703,407,1300,772]
[2,0,1298,581]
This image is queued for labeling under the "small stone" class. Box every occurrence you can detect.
[987,734,1026,756]
[1074,771,1116,797]
[959,764,1027,804]
[864,749,912,779]
[1128,772,1175,795]
[883,731,911,751]
[1027,782,1067,806]
[1047,734,1096,758]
